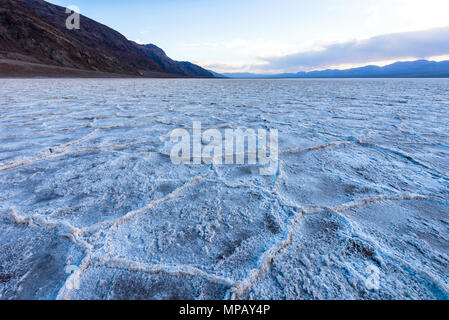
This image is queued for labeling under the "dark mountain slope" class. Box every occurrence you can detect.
[1,0,135,74]
[137,44,212,77]
[0,0,213,77]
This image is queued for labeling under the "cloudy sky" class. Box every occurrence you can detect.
[49,0,449,73]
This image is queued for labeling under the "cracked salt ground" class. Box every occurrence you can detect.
[0,79,448,300]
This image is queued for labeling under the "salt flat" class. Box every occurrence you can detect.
[0,78,448,299]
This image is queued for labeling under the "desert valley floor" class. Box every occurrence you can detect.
[0,78,448,299]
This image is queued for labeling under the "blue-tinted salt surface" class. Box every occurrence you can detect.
[0,79,448,299]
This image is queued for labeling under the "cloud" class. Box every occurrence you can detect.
[195,61,268,74]
[263,26,449,71]
[183,38,304,60]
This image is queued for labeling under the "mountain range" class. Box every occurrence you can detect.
[0,0,213,77]
[222,60,449,78]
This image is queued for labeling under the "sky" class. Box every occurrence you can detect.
[48,0,449,74]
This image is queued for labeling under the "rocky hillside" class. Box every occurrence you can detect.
[138,44,213,78]
[0,0,213,77]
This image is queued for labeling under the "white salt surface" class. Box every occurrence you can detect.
[0,79,448,299]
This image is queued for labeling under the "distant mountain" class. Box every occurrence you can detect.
[221,72,268,79]
[0,0,213,77]
[137,44,212,78]
[207,70,227,78]
[223,60,449,78]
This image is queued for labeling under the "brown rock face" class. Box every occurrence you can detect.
[0,0,214,77]
[138,44,214,78]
